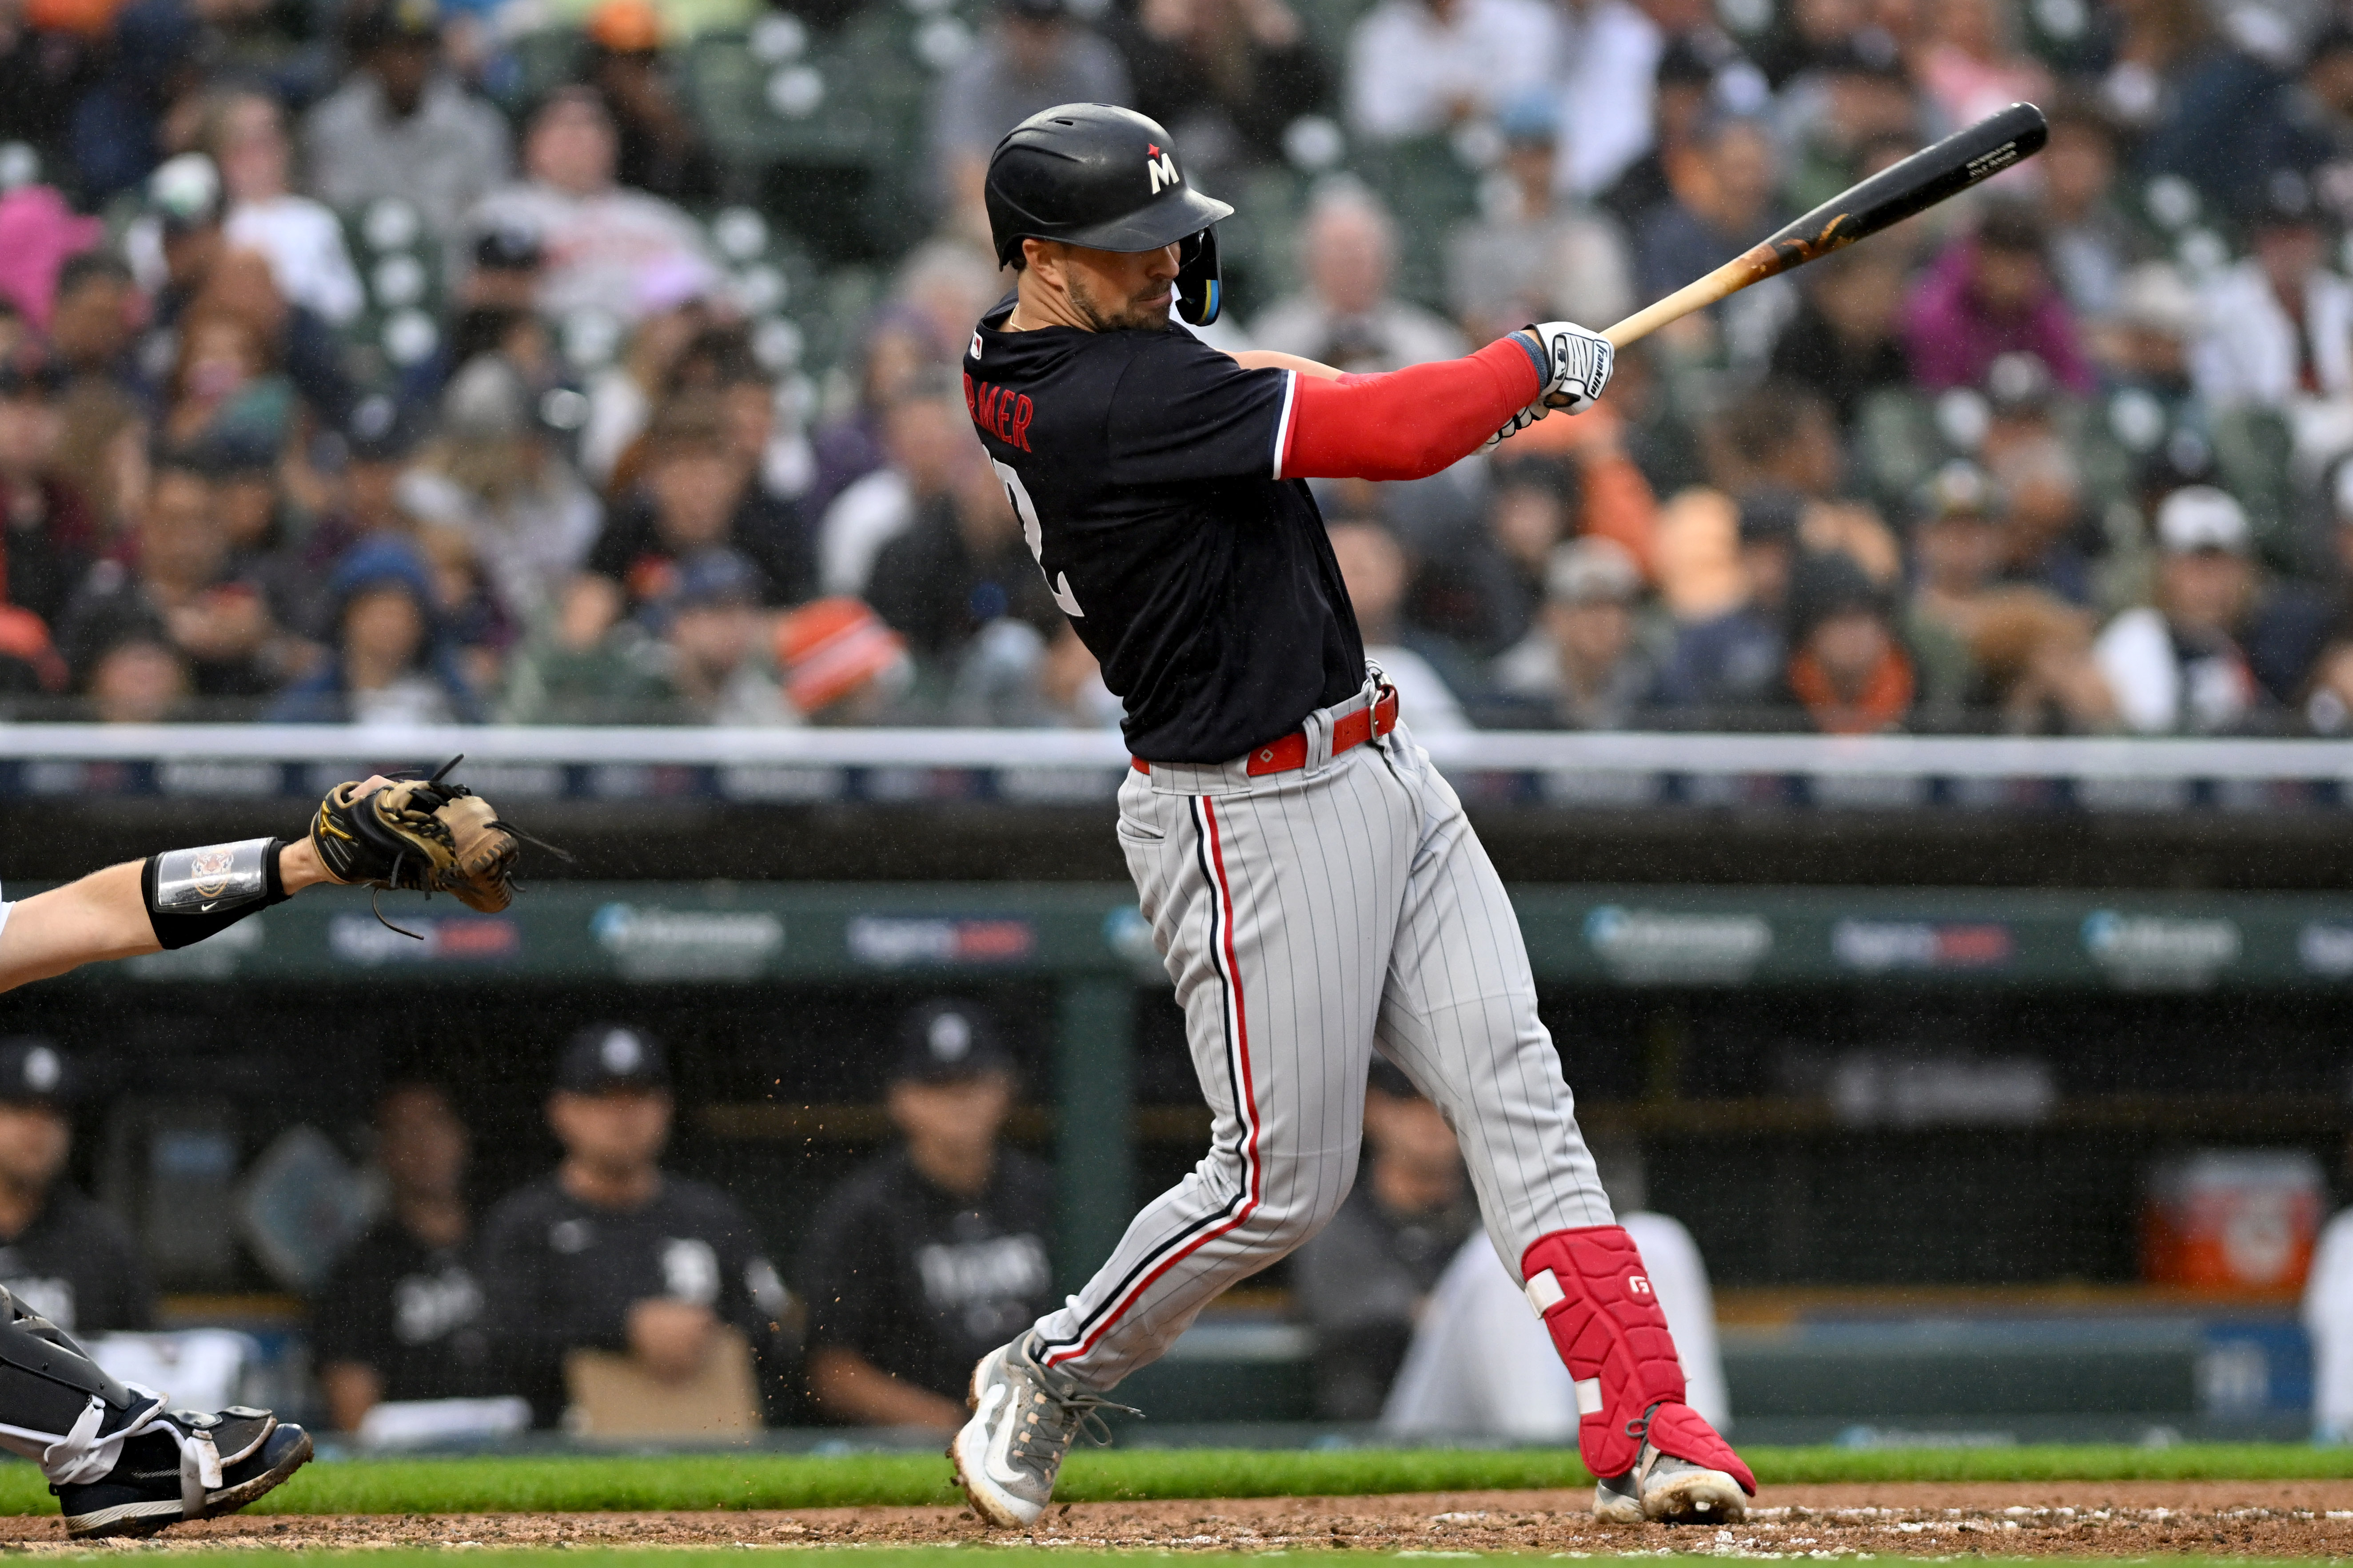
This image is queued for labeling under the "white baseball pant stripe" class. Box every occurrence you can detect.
[1033,689,1615,1388]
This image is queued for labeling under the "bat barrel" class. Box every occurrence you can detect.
[1759,101,2049,267]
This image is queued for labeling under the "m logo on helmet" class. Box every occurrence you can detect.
[1146,144,1180,195]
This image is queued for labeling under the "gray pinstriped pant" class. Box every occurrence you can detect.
[1032,687,1615,1390]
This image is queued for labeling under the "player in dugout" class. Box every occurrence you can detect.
[947,104,1751,1531]
[474,1024,797,1428]
[799,1000,1056,1429]
[0,767,519,1536]
[312,1078,509,1440]
[0,1039,153,1339]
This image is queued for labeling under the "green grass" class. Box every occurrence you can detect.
[1,1443,2350,1519]
[34,1557,2353,1568]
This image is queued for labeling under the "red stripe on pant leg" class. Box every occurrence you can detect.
[1045,797,1261,1367]
[1201,798,1263,1211]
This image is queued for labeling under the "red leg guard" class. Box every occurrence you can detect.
[1521,1225,1755,1495]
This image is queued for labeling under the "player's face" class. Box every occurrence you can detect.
[1059,242,1181,333]
[548,1086,673,1174]
[0,1102,68,1194]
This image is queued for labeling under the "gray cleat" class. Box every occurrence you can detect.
[1633,1443,1748,1524]
[948,1334,1137,1528]
[1593,1441,1748,1526]
[1592,1468,1644,1524]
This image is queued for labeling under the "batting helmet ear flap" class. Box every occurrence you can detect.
[1175,227,1222,327]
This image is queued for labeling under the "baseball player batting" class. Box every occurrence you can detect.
[946,102,1751,1530]
[0,765,517,1538]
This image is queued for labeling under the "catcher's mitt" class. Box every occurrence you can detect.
[311,756,525,924]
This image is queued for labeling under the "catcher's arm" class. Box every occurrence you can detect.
[0,781,387,995]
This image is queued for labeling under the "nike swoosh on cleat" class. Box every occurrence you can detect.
[976,1384,1028,1490]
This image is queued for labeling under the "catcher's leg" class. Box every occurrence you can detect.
[1370,736,1750,1522]
[0,1289,312,1540]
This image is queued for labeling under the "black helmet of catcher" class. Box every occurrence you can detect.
[985,102,1233,326]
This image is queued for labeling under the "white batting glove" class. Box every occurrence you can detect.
[1514,320,1615,415]
[1480,401,1551,451]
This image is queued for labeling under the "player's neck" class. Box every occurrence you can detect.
[1007,276,1091,334]
[559,1156,661,1211]
[0,1178,39,1242]
[395,1191,468,1249]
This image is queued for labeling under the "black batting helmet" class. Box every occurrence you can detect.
[984,103,1233,326]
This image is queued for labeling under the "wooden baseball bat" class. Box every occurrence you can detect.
[1602,101,2050,351]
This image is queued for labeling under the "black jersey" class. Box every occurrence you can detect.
[310,1219,502,1403]
[800,1147,1055,1404]
[475,1174,787,1425]
[0,1188,151,1334]
[964,302,1365,764]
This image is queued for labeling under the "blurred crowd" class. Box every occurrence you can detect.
[4,0,2353,733]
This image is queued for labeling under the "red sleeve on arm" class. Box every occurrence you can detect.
[1275,338,1543,482]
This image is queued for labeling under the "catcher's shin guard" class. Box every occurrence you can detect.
[0,1287,164,1485]
[1520,1226,1754,1495]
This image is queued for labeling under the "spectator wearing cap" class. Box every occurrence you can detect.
[2191,172,2353,412]
[403,354,602,632]
[1107,0,1331,180]
[865,430,1063,684]
[1323,517,1473,732]
[467,88,716,326]
[1901,201,2095,396]
[1657,490,1797,717]
[1251,187,1466,372]
[1289,1061,1477,1421]
[47,253,146,531]
[1444,92,1633,343]
[209,88,365,329]
[0,1039,152,1334]
[1344,0,1557,144]
[819,374,989,601]
[57,450,289,705]
[478,1025,793,1428]
[585,390,814,623]
[132,156,359,438]
[1485,536,1658,729]
[312,1081,509,1433]
[773,596,914,723]
[195,423,320,649]
[2094,487,2265,734]
[799,1001,1055,1429]
[1632,113,1789,329]
[583,0,720,203]
[505,546,790,724]
[303,0,514,244]
[266,536,482,724]
[0,346,94,641]
[2035,99,2145,323]
[929,0,1131,234]
[1779,548,1920,733]
[1765,243,1913,430]
[1590,32,1716,227]
[1771,37,1919,217]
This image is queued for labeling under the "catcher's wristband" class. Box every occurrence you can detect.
[142,837,291,951]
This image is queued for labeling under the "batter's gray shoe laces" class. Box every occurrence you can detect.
[949,1333,1138,1528]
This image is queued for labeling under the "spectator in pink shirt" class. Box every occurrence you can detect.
[1900,202,2094,395]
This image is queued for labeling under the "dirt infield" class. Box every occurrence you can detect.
[0,1481,2350,1555]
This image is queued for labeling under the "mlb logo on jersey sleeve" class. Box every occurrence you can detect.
[1146,144,1179,195]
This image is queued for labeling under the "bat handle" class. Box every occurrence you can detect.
[1602,259,1757,350]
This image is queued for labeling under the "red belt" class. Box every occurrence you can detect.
[1133,688,1400,777]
